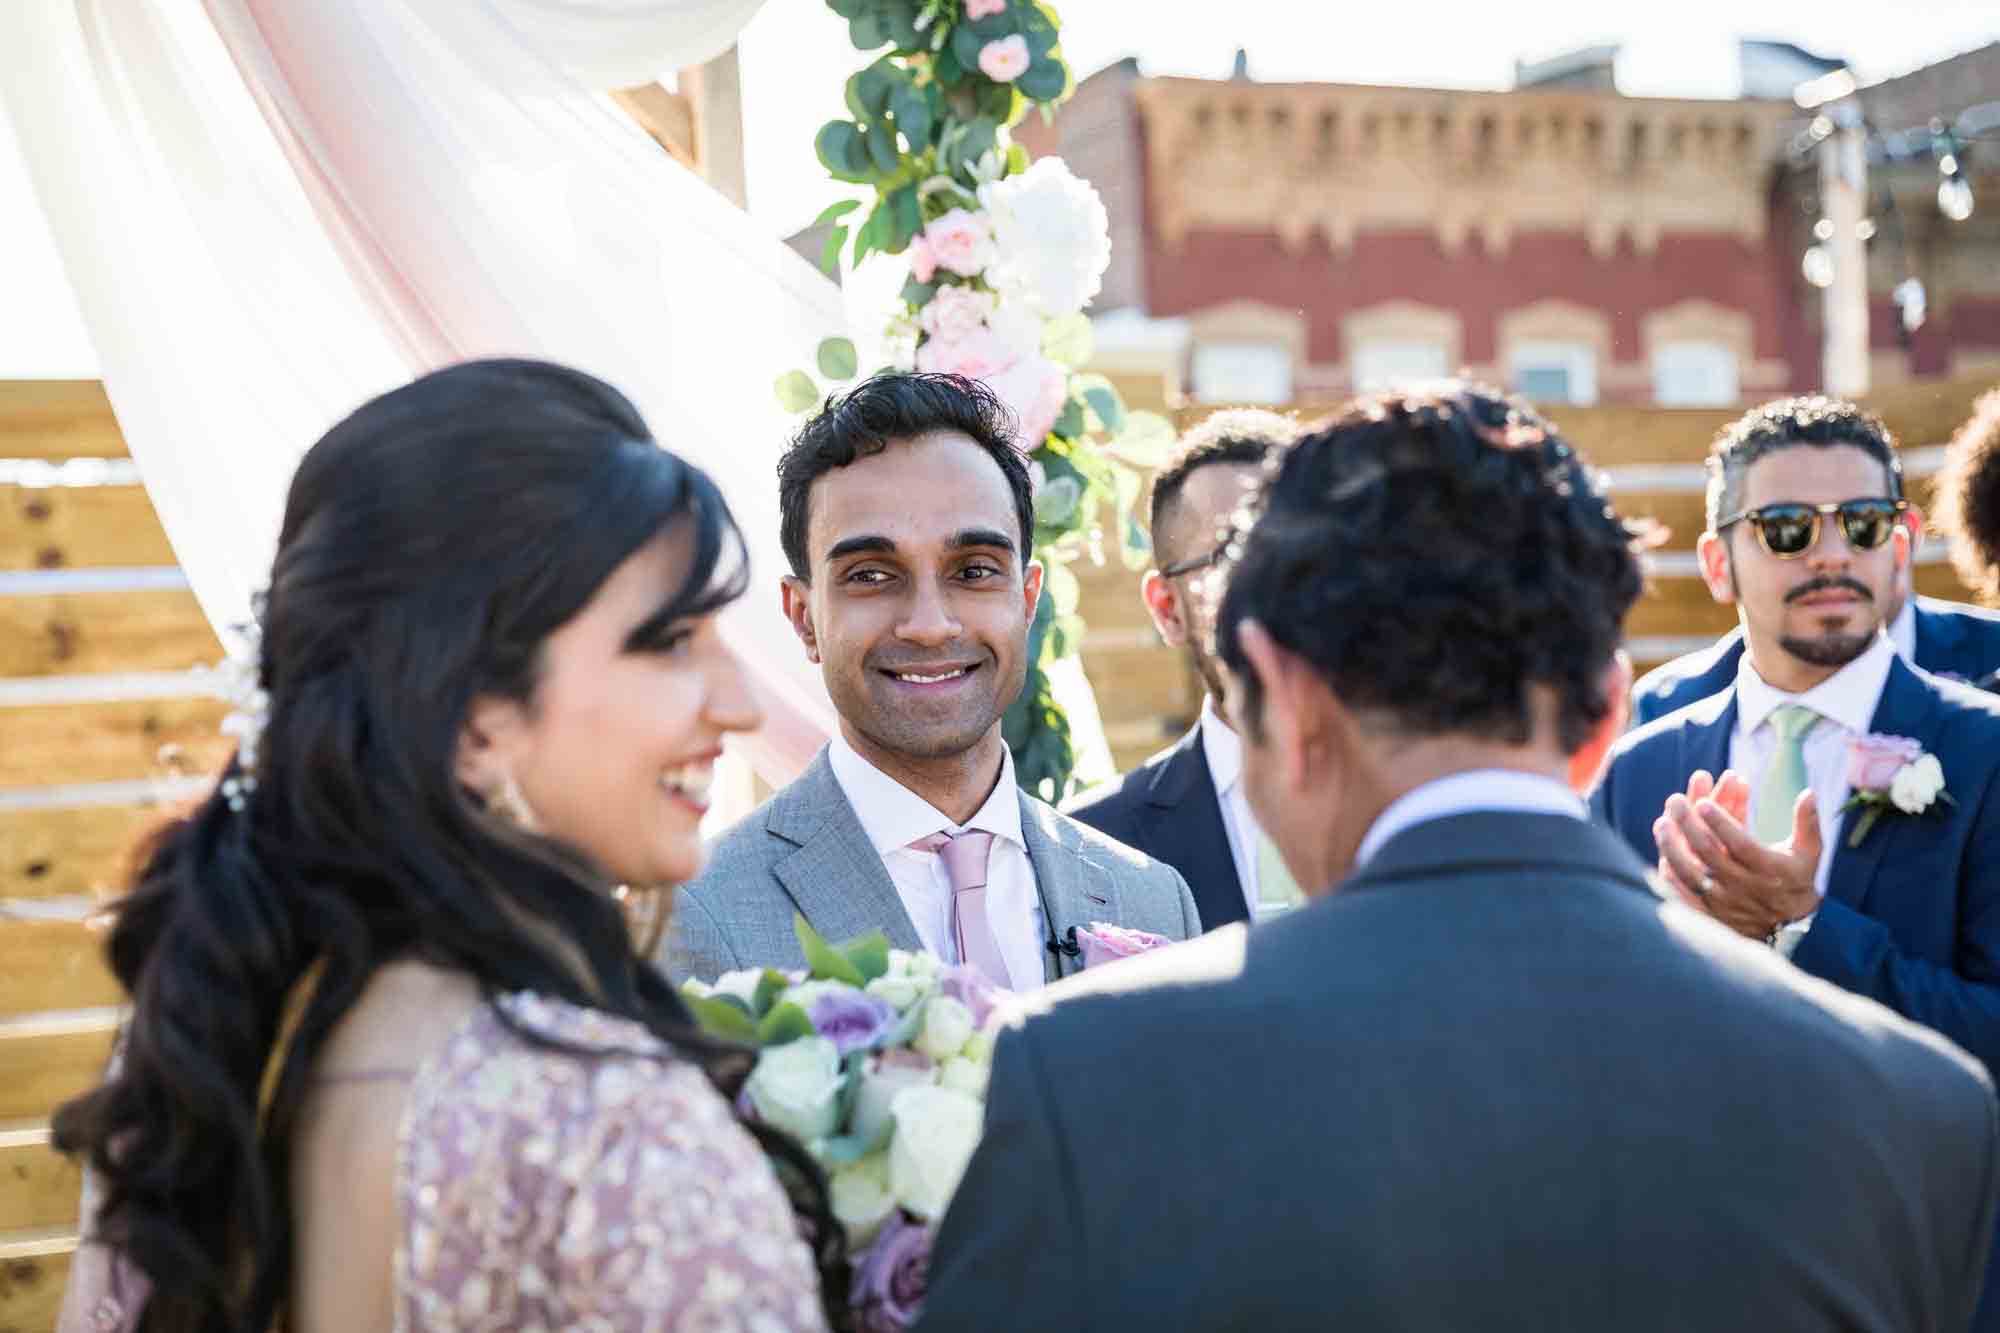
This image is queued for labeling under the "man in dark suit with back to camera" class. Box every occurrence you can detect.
[1067,409,1302,931]
[921,384,1999,1333]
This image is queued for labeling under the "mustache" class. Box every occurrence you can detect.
[1785,576,1873,605]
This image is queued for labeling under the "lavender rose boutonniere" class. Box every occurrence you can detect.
[1839,733,1954,847]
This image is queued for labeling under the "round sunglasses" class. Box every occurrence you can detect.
[1715,498,1908,559]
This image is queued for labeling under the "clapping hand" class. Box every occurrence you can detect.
[1652,769,1821,940]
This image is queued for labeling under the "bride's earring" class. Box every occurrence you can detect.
[614,883,670,959]
[486,771,540,831]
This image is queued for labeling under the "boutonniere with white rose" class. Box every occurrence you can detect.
[681,914,1008,1332]
[1839,733,1955,847]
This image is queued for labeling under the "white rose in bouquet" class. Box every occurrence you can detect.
[829,1151,899,1247]
[705,967,767,1007]
[938,1055,989,1098]
[745,1035,843,1142]
[985,296,1045,365]
[888,1084,985,1219]
[980,157,1112,318]
[914,995,975,1062]
[865,971,928,1012]
[852,1050,938,1143]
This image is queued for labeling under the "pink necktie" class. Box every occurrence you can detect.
[911,830,1008,987]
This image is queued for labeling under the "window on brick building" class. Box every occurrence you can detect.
[1651,340,1739,407]
[1508,340,1598,406]
[1191,340,1293,404]
[1350,340,1449,394]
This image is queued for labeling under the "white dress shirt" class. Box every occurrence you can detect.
[1729,632,1896,899]
[826,734,1048,991]
[1354,770,1587,869]
[1888,598,1917,663]
[1197,695,1269,918]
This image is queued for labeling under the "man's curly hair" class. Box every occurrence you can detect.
[1934,389,2000,606]
[1215,383,1645,755]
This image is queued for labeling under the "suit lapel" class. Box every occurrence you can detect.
[1824,658,1942,912]
[1913,601,1968,678]
[1684,691,1737,792]
[767,754,924,952]
[1143,730,1247,928]
[1019,795,1107,983]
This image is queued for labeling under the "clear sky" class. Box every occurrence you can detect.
[3,0,1994,376]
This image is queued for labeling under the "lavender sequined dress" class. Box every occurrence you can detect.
[62,992,829,1333]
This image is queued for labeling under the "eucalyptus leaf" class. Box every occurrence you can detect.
[1106,410,1178,469]
[848,10,888,49]
[1083,384,1126,434]
[891,86,934,151]
[818,1117,896,1167]
[901,276,938,306]
[796,913,868,986]
[866,121,899,174]
[950,21,985,72]
[934,45,964,86]
[811,198,863,227]
[758,1002,817,1045]
[817,336,860,381]
[1034,473,1083,526]
[775,370,820,414]
[888,185,922,248]
[1049,397,1086,441]
[687,994,759,1043]
[1018,57,1066,102]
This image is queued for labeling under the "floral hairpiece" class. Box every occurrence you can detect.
[214,605,269,812]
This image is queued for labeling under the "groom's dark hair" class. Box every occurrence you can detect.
[778,372,1034,579]
[1215,382,1645,755]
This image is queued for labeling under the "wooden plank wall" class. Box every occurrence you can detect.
[1074,373,2000,773]
[1,381,218,1332]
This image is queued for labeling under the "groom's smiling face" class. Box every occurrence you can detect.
[786,429,1042,766]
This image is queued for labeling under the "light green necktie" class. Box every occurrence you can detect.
[1255,832,1305,918]
[1753,704,1821,845]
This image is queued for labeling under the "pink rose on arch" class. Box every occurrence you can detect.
[981,353,1067,452]
[916,328,1013,380]
[1847,733,1924,791]
[922,209,996,278]
[919,284,998,343]
[1073,922,1174,970]
[907,231,938,284]
[977,35,1032,85]
[964,0,1009,18]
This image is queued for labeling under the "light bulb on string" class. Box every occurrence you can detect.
[1802,245,1835,288]
[1939,174,1975,222]
[1813,217,1834,241]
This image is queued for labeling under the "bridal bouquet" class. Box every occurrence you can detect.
[681,916,1007,1331]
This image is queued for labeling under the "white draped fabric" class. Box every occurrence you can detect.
[1,0,843,783]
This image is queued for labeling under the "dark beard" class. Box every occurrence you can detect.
[1778,631,1875,668]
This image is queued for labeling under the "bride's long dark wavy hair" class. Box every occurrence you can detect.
[51,359,841,1332]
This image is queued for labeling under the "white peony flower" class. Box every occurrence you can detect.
[914,995,976,1062]
[865,972,928,1011]
[985,296,1045,364]
[888,1084,985,1219]
[745,1036,843,1142]
[829,1152,899,1248]
[1889,754,1946,814]
[979,157,1112,318]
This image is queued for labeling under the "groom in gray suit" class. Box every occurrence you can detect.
[667,373,1197,986]
[921,384,1999,1332]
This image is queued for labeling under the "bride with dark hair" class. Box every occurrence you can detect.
[54,360,835,1332]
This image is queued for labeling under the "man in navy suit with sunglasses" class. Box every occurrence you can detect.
[1593,396,2000,1320]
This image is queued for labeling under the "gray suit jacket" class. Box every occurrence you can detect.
[920,812,2000,1333]
[665,749,1200,984]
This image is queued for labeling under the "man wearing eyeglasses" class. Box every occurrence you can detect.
[1592,395,2000,1091]
[1066,410,1300,932]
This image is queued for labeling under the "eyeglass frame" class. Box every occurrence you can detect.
[1157,544,1228,580]
[1713,497,1910,559]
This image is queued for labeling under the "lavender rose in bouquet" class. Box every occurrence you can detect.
[681,916,1008,1329]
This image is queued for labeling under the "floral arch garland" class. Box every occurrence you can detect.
[777,0,1174,801]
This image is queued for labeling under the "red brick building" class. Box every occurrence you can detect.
[1018,44,2000,410]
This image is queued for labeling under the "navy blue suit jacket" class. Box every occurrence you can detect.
[1065,725,1249,933]
[1595,655,2000,1079]
[1632,597,2000,727]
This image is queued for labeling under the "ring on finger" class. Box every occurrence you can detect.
[1694,875,1717,900]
